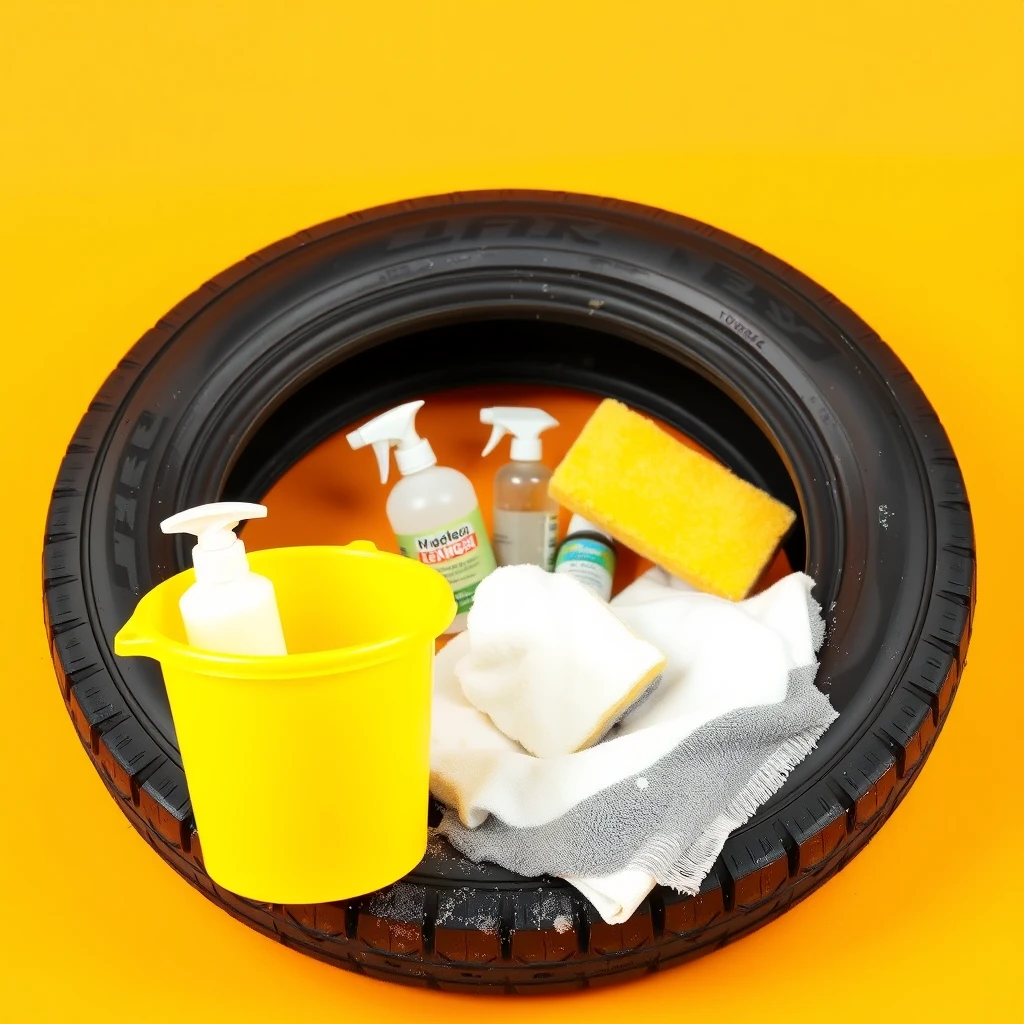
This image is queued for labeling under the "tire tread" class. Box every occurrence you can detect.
[42,190,973,992]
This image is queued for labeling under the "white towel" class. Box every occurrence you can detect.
[430,567,836,924]
[455,565,666,758]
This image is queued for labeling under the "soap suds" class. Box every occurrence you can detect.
[878,504,891,529]
[391,921,421,943]
[468,915,498,936]
[553,915,572,934]
[425,828,452,859]
[435,888,470,926]
[367,883,425,921]
[436,889,500,934]
[529,892,575,929]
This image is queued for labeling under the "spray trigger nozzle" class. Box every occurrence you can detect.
[480,407,559,462]
[369,440,392,485]
[481,423,507,458]
[346,400,437,483]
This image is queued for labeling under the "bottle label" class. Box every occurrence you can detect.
[396,507,497,615]
[493,509,558,571]
[554,537,616,600]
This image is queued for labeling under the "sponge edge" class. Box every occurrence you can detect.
[549,399,796,601]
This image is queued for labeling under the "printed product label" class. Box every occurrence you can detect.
[554,537,616,600]
[493,509,558,571]
[396,507,497,615]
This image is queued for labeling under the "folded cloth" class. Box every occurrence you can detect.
[430,567,837,924]
[455,565,667,758]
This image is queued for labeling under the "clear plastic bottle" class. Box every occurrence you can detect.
[348,400,496,633]
[492,460,559,570]
[480,406,560,570]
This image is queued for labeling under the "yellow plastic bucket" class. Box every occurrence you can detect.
[114,542,455,904]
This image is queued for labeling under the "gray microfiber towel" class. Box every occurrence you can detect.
[430,567,837,924]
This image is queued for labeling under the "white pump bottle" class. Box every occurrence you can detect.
[160,502,287,655]
[480,406,560,570]
[347,400,496,634]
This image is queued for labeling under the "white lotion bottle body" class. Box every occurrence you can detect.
[387,465,496,634]
[178,572,287,655]
[160,501,288,656]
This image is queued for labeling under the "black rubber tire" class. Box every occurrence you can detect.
[43,190,975,993]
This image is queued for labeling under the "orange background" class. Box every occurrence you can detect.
[1,2,1022,1021]
[245,387,793,593]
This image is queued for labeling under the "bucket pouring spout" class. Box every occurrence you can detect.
[113,617,157,658]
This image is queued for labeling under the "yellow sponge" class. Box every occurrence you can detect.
[549,399,796,601]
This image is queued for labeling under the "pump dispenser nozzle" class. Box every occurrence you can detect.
[480,407,559,462]
[161,501,267,585]
[347,400,438,483]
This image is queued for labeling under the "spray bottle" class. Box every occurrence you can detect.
[160,502,287,655]
[347,400,496,633]
[480,406,560,570]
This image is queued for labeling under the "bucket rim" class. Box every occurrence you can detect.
[113,544,457,678]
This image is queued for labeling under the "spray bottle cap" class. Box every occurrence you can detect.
[480,406,559,462]
[346,400,437,484]
[160,501,267,585]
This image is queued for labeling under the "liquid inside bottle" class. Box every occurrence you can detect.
[492,460,559,570]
